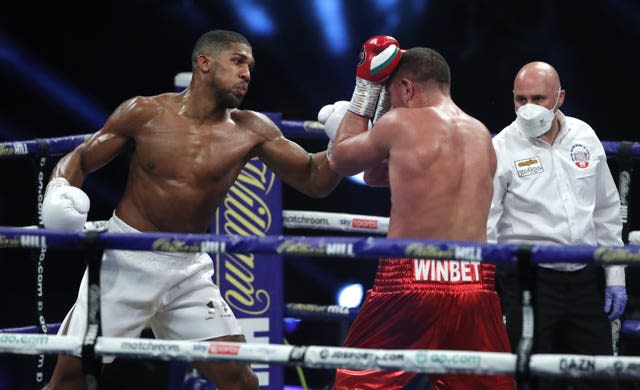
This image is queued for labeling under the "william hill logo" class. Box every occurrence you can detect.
[594,247,640,264]
[0,235,20,248]
[152,239,199,253]
[404,243,453,259]
[219,159,275,315]
[276,241,355,257]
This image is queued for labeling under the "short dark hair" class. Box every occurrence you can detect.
[191,30,251,66]
[391,47,450,86]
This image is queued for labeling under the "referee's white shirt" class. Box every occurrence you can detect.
[487,110,625,286]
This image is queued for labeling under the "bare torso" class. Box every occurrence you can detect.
[54,91,340,234]
[55,90,339,233]
[118,94,269,232]
[384,103,495,241]
[115,100,263,232]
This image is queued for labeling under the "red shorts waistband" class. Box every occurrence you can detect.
[372,258,496,292]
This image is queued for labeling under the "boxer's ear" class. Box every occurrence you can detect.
[197,54,213,72]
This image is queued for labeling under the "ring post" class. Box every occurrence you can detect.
[515,245,535,390]
[174,73,284,389]
[617,141,634,243]
[81,230,105,390]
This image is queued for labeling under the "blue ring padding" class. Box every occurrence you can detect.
[1,130,639,159]
[285,304,359,321]
[0,323,60,334]
[622,319,640,337]
[3,226,640,264]
[0,227,518,261]
[0,117,329,158]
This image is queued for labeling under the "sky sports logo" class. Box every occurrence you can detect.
[351,218,378,229]
[208,343,241,355]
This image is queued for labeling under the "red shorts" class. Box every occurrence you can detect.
[334,259,516,390]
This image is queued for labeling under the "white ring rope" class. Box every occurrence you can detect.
[0,333,512,376]
[2,334,640,379]
[0,333,81,356]
[10,211,640,380]
[282,210,388,234]
[529,354,640,379]
[23,210,389,234]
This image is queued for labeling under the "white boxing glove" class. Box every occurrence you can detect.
[42,177,90,231]
[317,100,350,140]
[318,100,373,140]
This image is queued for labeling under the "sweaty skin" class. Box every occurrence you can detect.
[51,42,340,234]
[330,47,513,390]
[43,40,340,390]
[331,83,495,241]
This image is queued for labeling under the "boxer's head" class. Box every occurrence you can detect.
[386,47,451,108]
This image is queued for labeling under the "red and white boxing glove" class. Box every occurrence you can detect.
[349,36,402,117]
[373,86,392,123]
[42,177,90,231]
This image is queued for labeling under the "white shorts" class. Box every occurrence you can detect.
[59,213,243,355]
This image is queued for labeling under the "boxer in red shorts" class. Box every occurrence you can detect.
[335,259,512,389]
[320,37,515,389]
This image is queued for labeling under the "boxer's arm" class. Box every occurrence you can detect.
[360,89,391,186]
[51,97,146,186]
[330,36,401,176]
[363,160,389,187]
[330,109,398,177]
[44,97,144,229]
[251,112,342,198]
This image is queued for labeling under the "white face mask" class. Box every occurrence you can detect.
[515,90,560,138]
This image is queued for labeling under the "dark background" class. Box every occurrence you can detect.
[1,0,639,389]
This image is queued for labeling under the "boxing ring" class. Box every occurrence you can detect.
[1,115,640,389]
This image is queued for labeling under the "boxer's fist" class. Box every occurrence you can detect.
[318,100,373,140]
[42,178,90,231]
[350,35,401,117]
[318,101,350,140]
[356,36,402,83]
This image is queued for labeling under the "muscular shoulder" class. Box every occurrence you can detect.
[116,95,166,117]
[108,94,172,134]
[379,106,487,137]
[373,107,416,135]
[230,109,282,141]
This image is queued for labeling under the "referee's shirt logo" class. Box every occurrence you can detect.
[514,156,543,177]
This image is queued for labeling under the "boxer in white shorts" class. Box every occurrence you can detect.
[59,213,242,355]
[41,29,341,389]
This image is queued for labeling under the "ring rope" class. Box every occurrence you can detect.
[0,334,515,375]
[284,303,359,321]
[1,225,639,264]
[2,126,639,384]
[23,210,389,235]
[283,210,388,234]
[2,132,639,159]
[2,334,640,379]
[0,120,326,158]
